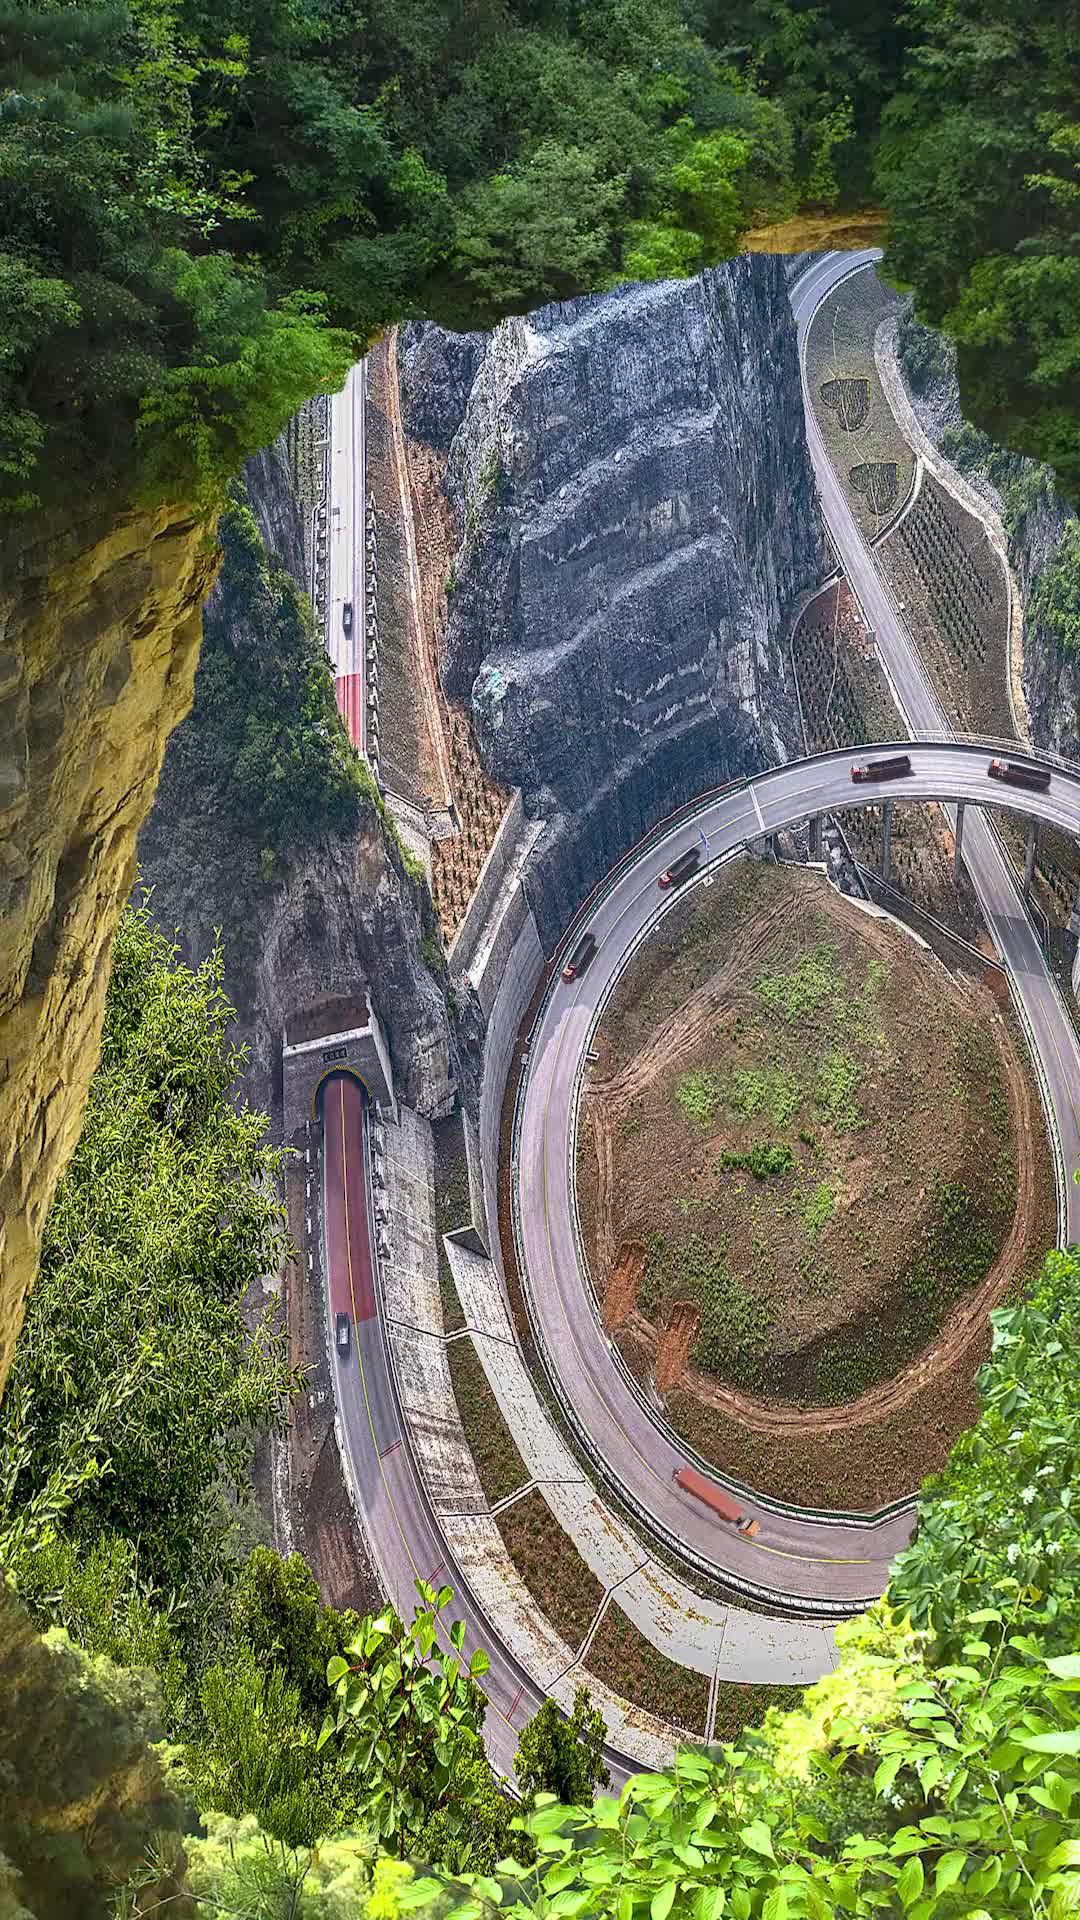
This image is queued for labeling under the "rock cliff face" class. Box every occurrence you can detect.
[401,260,825,945]
[894,309,1078,756]
[0,497,217,1395]
[138,442,456,1131]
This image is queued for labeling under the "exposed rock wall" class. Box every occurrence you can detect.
[893,308,1078,756]
[0,498,218,1394]
[238,827,454,1130]
[138,448,456,1131]
[401,260,825,946]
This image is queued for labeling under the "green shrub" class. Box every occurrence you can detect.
[717,1141,794,1180]
[675,1070,723,1129]
[1031,518,1080,655]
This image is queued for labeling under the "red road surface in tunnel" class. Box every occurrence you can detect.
[323,1073,376,1323]
[335,673,364,749]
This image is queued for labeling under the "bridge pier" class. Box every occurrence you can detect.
[808,813,823,861]
[880,799,894,884]
[1024,820,1039,898]
[954,801,965,886]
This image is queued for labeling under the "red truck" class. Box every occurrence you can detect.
[850,754,911,784]
[561,930,596,983]
[672,1466,759,1536]
[658,847,702,889]
[988,756,1051,793]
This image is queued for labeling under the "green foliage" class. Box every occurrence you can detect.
[891,1244,1080,1647]
[3,0,1080,513]
[0,900,297,1608]
[0,1578,190,1920]
[679,1233,771,1386]
[875,0,1080,499]
[935,414,1057,537]
[727,1064,801,1128]
[470,1613,1080,1920]
[801,1179,835,1240]
[895,304,954,396]
[718,1141,795,1180]
[756,939,839,1020]
[906,1179,996,1307]
[814,1045,861,1129]
[318,1582,492,1858]
[1031,519,1080,655]
[230,1550,362,1730]
[514,1688,609,1811]
[182,1812,379,1918]
[138,485,384,990]
[675,1069,722,1129]
[12,1246,1080,1920]
[0,0,800,510]
[186,1652,356,1850]
[421,928,447,979]
[415,1732,529,1877]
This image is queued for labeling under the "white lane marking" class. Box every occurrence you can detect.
[750,782,766,834]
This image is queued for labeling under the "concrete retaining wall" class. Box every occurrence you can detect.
[449,789,526,978]
[446,1239,838,1690]
[477,901,544,1268]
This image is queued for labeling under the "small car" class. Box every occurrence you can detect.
[562,931,596,982]
[658,847,701,889]
[342,601,354,632]
[336,1312,351,1354]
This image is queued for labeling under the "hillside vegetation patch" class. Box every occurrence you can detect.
[577,864,1040,1491]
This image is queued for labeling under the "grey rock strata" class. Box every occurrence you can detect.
[401,258,827,945]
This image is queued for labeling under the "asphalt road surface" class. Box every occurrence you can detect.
[328,361,366,750]
[789,251,1080,1233]
[516,741,1080,1609]
[320,1072,635,1785]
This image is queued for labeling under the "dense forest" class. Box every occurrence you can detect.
[2,0,1078,514]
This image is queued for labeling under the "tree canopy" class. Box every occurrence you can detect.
[0,0,792,511]
[874,0,1080,497]
[3,0,1078,513]
[0,899,297,1608]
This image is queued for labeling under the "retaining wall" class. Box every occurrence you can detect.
[476,901,545,1267]
[449,789,526,977]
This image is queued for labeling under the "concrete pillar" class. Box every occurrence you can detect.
[809,813,823,861]
[1024,820,1039,897]
[881,800,894,884]
[954,801,965,887]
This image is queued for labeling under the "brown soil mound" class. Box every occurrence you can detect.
[577,861,1048,1501]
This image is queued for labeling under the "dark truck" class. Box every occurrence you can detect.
[850,754,912,784]
[342,601,354,633]
[658,846,702,889]
[673,1466,759,1536]
[561,930,597,982]
[988,756,1051,794]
